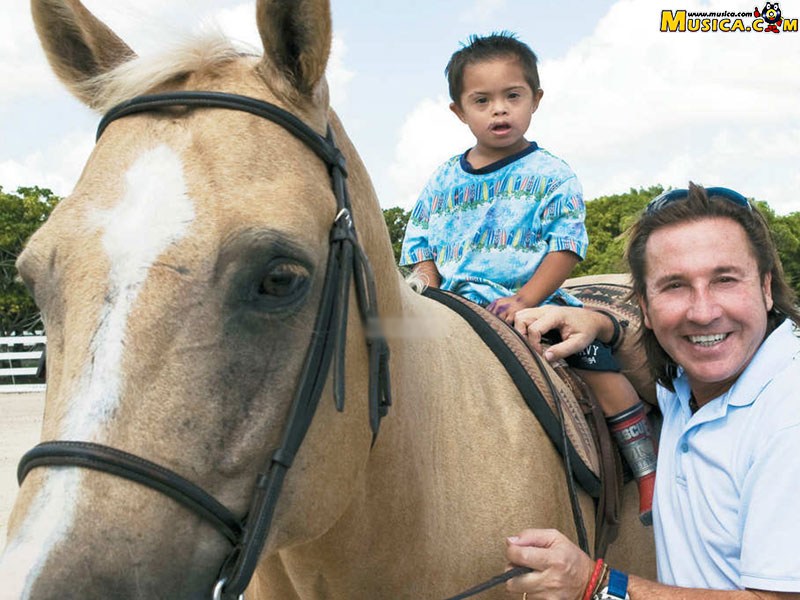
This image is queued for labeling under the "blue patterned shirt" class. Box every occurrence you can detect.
[400,143,587,306]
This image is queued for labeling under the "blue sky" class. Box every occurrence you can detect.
[2,0,799,213]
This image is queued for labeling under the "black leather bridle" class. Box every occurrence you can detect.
[17,91,392,600]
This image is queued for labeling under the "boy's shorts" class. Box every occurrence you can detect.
[541,329,620,372]
[563,340,620,372]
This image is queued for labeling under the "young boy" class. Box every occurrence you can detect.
[400,32,656,524]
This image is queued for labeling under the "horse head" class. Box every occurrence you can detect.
[1,1,399,597]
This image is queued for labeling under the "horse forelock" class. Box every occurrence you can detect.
[84,30,258,114]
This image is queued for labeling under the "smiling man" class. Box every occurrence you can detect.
[506,183,800,599]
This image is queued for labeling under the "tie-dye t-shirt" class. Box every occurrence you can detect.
[400,143,587,306]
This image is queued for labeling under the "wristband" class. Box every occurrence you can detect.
[582,559,605,600]
[592,568,630,600]
[592,562,609,598]
[592,309,624,351]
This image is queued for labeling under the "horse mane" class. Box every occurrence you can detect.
[82,31,257,114]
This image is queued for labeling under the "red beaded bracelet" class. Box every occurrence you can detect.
[582,558,605,600]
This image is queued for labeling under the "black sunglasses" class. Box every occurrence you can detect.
[645,186,752,215]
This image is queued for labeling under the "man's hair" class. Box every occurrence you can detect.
[445,32,540,105]
[625,182,800,391]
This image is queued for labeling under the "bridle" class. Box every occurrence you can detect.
[17,91,392,600]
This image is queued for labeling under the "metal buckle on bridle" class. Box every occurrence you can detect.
[212,578,243,600]
[17,91,392,600]
[330,207,355,244]
[334,207,352,227]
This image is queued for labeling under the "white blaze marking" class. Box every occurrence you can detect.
[0,144,196,597]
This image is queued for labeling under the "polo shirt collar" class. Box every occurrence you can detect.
[671,320,799,420]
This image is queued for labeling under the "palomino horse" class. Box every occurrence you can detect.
[0,0,655,598]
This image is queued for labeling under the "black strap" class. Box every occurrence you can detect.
[428,288,595,599]
[422,288,600,498]
[18,441,243,544]
[96,91,347,174]
[18,91,392,600]
[443,565,532,600]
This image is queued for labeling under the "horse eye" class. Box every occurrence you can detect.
[257,262,309,299]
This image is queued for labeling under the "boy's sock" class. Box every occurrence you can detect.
[607,402,657,526]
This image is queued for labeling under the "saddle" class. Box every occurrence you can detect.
[422,274,656,558]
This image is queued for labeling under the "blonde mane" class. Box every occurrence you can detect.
[82,31,257,113]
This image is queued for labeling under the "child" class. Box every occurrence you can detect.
[400,32,656,524]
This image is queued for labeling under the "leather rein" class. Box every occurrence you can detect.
[17,91,392,600]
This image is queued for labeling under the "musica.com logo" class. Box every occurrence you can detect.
[661,3,798,32]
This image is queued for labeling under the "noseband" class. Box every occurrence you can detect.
[17,91,392,599]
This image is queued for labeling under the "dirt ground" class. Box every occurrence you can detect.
[0,392,45,552]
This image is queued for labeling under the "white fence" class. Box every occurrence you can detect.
[0,336,46,393]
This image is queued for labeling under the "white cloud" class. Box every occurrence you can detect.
[533,0,800,212]
[388,0,800,213]
[459,0,508,23]
[212,4,261,47]
[388,96,473,210]
[0,131,94,197]
[327,36,356,110]
[0,1,62,101]
[1,1,355,199]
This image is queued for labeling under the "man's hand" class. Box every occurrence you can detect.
[505,528,595,600]
[513,306,610,360]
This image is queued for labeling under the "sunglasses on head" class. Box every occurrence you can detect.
[645,186,752,215]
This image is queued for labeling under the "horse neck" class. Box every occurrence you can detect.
[265,288,587,597]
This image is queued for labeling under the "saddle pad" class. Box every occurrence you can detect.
[422,288,601,498]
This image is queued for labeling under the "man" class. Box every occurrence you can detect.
[506,184,800,599]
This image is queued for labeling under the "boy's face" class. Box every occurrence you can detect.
[450,57,543,164]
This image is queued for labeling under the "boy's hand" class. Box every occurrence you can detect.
[486,294,530,323]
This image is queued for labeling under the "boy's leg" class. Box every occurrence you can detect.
[577,369,657,526]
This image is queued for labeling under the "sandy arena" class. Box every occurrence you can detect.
[0,392,45,552]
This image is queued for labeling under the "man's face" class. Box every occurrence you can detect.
[640,217,773,404]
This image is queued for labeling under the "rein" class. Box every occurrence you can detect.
[17,91,392,600]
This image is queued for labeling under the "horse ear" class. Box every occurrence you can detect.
[31,0,135,108]
[255,0,332,97]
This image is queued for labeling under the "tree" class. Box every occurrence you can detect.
[754,201,800,296]
[382,206,410,266]
[0,186,60,335]
[575,187,800,298]
[574,186,662,277]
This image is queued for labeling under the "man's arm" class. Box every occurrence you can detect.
[504,530,800,600]
[628,577,799,600]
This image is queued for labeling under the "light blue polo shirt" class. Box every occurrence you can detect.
[653,320,800,591]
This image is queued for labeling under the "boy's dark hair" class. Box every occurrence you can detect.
[625,182,800,391]
[445,32,540,105]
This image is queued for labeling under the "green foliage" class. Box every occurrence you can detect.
[382,206,410,265]
[753,201,800,294]
[380,187,800,300]
[3,186,798,338]
[575,186,800,299]
[0,186,60,335]
[574,185,663,277]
